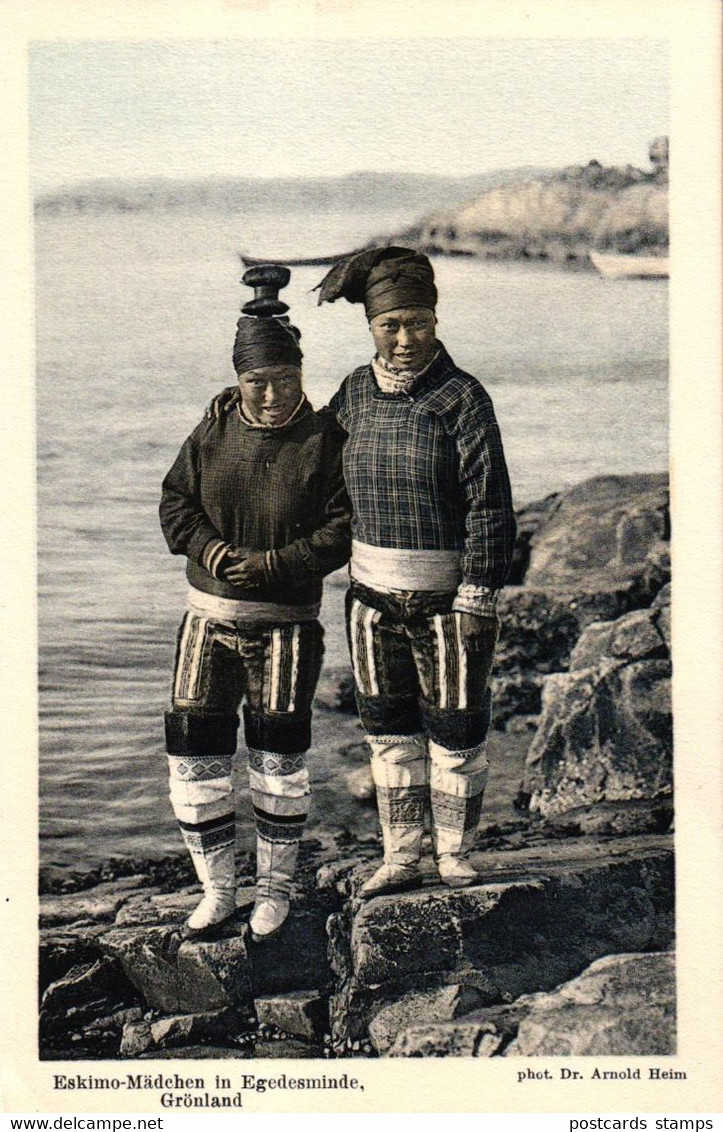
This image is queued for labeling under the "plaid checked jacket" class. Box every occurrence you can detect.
[329,343,516,593]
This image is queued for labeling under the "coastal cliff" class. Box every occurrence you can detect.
[39,472,673,1061]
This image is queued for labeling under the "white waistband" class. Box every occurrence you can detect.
[187,587,320,623]
[350,540,461,593]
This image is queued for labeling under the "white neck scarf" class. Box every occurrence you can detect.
[371,349,440,394]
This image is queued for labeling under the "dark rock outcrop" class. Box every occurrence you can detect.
[40,878,158,929]
[329,835,673,1047]
[36,472,675,1061]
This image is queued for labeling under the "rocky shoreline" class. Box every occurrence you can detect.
[39,472,674,1060]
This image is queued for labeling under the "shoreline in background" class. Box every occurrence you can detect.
[34,144,669,272]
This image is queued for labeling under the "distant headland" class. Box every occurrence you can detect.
[375,137,669,267]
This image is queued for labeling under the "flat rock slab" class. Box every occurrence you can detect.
[40,879,158,928]
[255,991,329,1041]
[83,1006,143,1039]
[388,1000,524,1057]
[120,1020,154,1057]
[524,474,669,590]
[332,834,673,1045]
[151,1009,240,1049]
[248,910,331,995]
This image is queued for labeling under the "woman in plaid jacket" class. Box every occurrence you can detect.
[317,247,516,897]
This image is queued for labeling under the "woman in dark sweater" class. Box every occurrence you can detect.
[160,272,351,941]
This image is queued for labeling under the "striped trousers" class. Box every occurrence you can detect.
[347,582,497,860]
[165,613,324,887]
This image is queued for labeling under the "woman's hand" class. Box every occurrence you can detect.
[205,386,239,421]
[458,612,499,650]
[223,548,265,587]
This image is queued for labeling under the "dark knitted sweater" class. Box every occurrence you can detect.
[159,399,352,605]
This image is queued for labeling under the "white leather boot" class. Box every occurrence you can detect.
[248,749,310,942]
[429,737,489,889]
[183,841,237,938]
[359,735,427,899]
[249,836,299,942]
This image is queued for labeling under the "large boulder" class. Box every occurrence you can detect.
[368,984,487,1054]
[98,924,253,1014]
[388,951,675,1057]
[328,835,673,1046]
[523,474,669,593]
[521,595,672,824]
[504,951,675,1056]
[39,957,140,1040]
[492,475,669,728]
[247,909,332,996]
[150,1009,241,1050]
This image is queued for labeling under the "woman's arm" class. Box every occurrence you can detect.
[159,421,233,578]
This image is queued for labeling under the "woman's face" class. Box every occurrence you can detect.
[237,365,303,426]
[369,306,437,371]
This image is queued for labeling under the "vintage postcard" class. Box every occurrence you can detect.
[1,0,721,1116]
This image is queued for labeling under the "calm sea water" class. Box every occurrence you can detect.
[35,208,668,872]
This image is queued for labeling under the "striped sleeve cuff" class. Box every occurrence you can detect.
[261,550,278,585]
[201,538,231,580]
[452,583,501,618]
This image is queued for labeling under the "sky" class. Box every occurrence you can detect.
[29,39,668,189]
